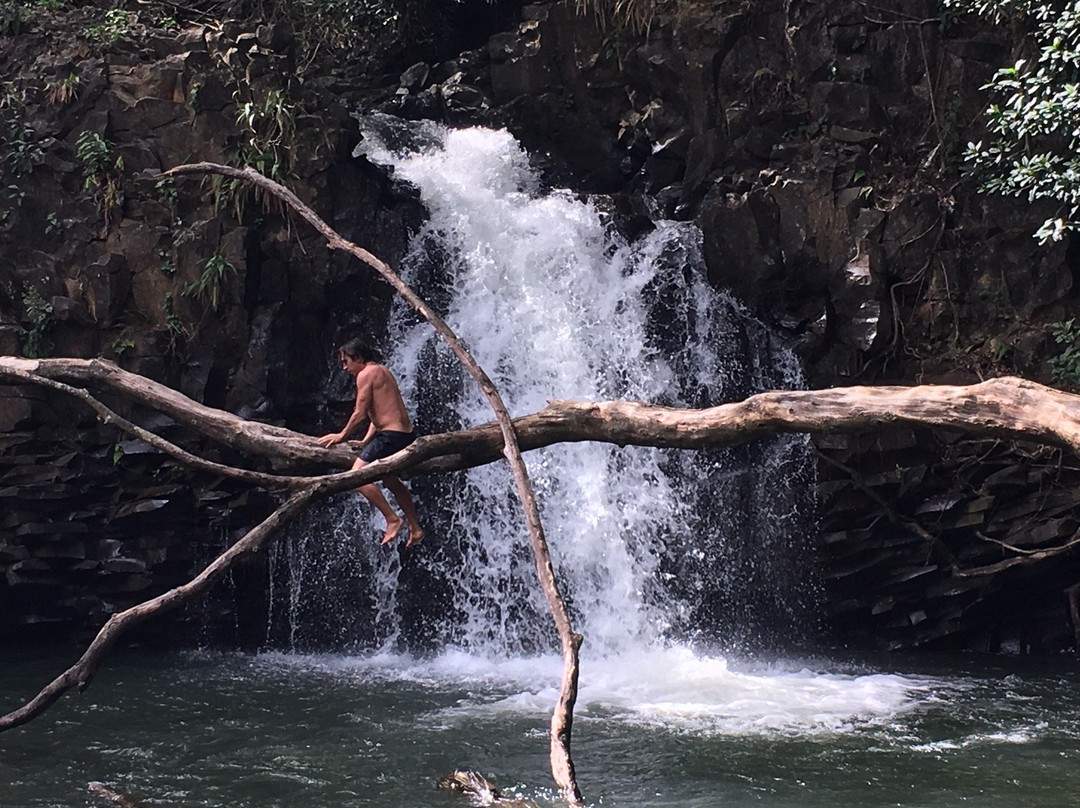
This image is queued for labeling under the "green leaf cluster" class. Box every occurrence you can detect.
[214,88,297,220]
[81,8,132,46]
[21,287,52,358]
[1049,317,1080,389]
[183,252,237,312]
[76,130,124,218]
[944,1,1080,242]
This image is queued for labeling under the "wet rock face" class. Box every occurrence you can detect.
[817,429,1080,654]
[1,1,1078,652]
[0,388,273,643]
[395,0,1065,389]
[0,8,408,641]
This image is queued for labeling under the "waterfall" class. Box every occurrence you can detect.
[270,116,818,658]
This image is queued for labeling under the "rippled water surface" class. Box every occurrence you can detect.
[5,647,1080,808]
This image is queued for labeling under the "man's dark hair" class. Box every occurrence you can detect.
[339,338,379,363]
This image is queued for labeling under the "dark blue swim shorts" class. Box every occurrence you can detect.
[360,430,417,462]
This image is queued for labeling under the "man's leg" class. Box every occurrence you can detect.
[384,475,425,547]
[352,458,404,545]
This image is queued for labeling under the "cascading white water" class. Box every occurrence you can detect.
[328,115,819,657]
[265,116,933,737]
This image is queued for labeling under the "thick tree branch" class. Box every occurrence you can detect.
[9,360,1080,475]
[1,356,357,470]
[0,361,310,489]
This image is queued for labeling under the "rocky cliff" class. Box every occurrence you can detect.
[2,0,1078,653]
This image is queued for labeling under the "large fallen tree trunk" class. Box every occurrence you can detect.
[6,359,1080,464]
[7,360,1080,465]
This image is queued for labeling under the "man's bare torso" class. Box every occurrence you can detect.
[356,363,413,434]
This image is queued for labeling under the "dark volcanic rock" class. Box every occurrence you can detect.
[2,0,1078,656]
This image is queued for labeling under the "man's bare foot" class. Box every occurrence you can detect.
[380,515,404,546]
[405,525,425,548]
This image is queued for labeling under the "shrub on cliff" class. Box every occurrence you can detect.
[944,0,1080,243]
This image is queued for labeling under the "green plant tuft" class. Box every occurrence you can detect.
[76,129,124,221]
[0,0,26,35]
[82,8,132,46]
[1049,318,1080,389]
[213,88,297,220]
[6,123,42,177]
[111,337,135,357]
[183,252,237,312]
[21,286,52,358]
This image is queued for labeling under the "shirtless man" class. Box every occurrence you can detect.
[317,338,425,547]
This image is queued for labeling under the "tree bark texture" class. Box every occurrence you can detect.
[7,360,1079,465]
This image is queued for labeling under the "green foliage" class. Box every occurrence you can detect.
[187,81,202,113]
[1049,318,1080,389]
[6,123,42,177]
[155,176,178,208]
[76,130,112,177]
[82,8,132,46]
[111,337,135,357]
[577,0,667,32]
[989,336,1014,363]
[21,287,52,358]
[183,252,237,311]
[162,291,188,353]
[76,129,124,217]
[215,88,296,219]
[111,442,124,465]
[0,183,22,223]
[944,0,1080,243]
[6,183,24,206]
[291,0,400,52]
[152,11,178,30]
[0,0,56,35]
[0,0,26,35]
[575,0,723,34]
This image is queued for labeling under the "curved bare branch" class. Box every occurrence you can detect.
[2,356,357,470]
[0,361,310,489]
[0,485,325,731]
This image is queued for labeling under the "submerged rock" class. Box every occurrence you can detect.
[436,770,538,807]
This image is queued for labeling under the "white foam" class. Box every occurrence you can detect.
[257,647,930,737]
[349,118,816,658]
